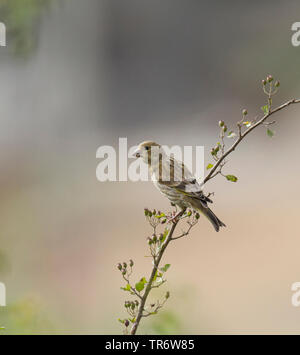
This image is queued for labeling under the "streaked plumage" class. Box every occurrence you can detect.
[134,141,225,232]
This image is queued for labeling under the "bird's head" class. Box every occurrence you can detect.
[134,141,162,165]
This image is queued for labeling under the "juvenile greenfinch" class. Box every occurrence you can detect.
[134,141,225,232]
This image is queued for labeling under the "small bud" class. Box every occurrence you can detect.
[125,301,129,308]
[161,219,167,224]
[219,120,225,127]
[124,319,130,327]
[187,210,192,217]
[152,235,157,243]
[262,79,267,86]
[117,263,122,271]
[153,209,156,215]
[151,303,155,307]
[222,125,227,133]
[195,213,200,220]
[159,233,164,241]
[274,81,280,88]
[165,291,170,299]
[129,259,134,267]
[267,75,273,83]
[211,148,216,156]
[214,145,220,153]
[135,300,139,306]
[242,109,248,116]
[122,269,126,275]
[144,208,149,216]
[147,237,153,245]
[123,262,127,269]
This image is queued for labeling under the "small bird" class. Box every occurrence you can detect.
[134,141,225,232]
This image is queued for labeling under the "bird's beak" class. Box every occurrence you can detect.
[134,148,141,158]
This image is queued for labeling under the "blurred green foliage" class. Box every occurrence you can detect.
[0,0,52,56]
[0,298,54,334]
[148,310,182,335]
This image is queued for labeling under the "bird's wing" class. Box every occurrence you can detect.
[157,157,212,206]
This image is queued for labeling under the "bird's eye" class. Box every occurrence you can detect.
[145,146,149,151]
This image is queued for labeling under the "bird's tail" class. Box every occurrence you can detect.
[188,196,226,232]
[201,207,226,232]
[191,201,226,232]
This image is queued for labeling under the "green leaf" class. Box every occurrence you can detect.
[120,284,131,292]
[135,281,145,292]
[267,128,274,138]
[226,175,238,182]
[206,163,214,170]
[243,121,251,128]
[140,277,147,284]
[135,277,147,292]
[160,264,171,272]
[118,318,125,324]
[261,105,269,115]
[227,131,236,138]
[155,213,165,219]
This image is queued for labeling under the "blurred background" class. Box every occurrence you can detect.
[1,0,300,334]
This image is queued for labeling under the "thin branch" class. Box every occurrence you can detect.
[122,274,143,300]
[130,210,185,335]
[171,223,194,240]
[142,299,167,318]
[204,98,300,184]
